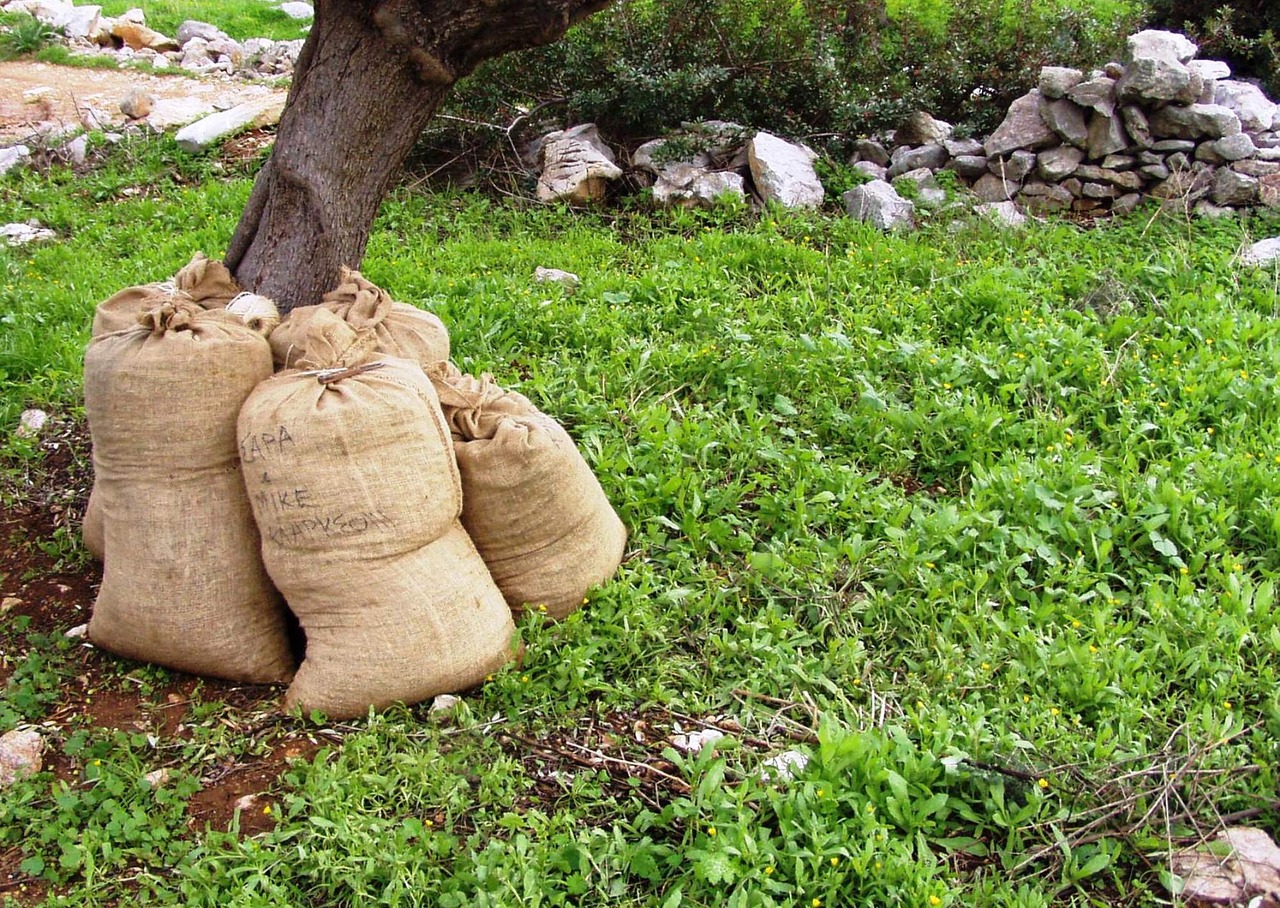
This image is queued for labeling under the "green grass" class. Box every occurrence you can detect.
[96,0,309,42]
[2,134,1280,906]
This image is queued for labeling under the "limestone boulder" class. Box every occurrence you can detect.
[1039,67,1083,100]
[748,132,823,208]
[843,180,915,230]
[1039,97,1088,148]
[887,143,948,179]
[1213,80,1279,134]
[0,729,43,788]
[174,95,287,152]
[893,111,953,146]
[1149,104,1242,140]
[985,90,1059,156]
[1126,29,1198,64]
[536,124,624,205]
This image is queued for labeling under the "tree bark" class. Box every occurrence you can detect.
[227,0,610,312]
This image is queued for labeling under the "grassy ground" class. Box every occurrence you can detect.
[95,1,310,42]
[1,133,1280,906]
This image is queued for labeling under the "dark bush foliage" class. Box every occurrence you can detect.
[416,0,1140,176]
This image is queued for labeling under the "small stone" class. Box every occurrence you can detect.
[976,200,1028,226]
[1194,200,1235,218]
[1088,110,1130,160]
[985,90,1059,156]
[1061,177,1083,197]
[1104,61,1125,79]
[1213,80,1278,134]
[1233,159,1280,177]
[1039,97,1089,148]
[1112,192,1144,216]
[843,180,916,230]
[233,794,259,812]
[852,138,890,167]
[972,171,1018,202]
[1020,181,1074,206]
[1211,168,1259,206]
[1083,182,1116,199]
[760,749,810,782]
[0,597,20,613]
[893,111,952,146]
[1116,56,1199,105]
[1101,154,1137,171]
[429,694,461,715]
[671,727,725,754]
[1150,104,1242,141]
[61,134,88,166]
[1170,827,1280,906]
[0,145,31,176]
[119,88,153,120]
[0,729,43,787]
[176,19,227,45]
[1187,59,1231,82]
[1209,133,1257,162]
[65,624,89,639]
[1167,151,1192,172]
[1121,106,1153,148]
[15,408,48,439]
[279,2,314,19]
[748,132,823,208]
[886,143,948,179]
[533,267,580,290]
[943,137,984,157]
[1127,29,1198,64]
[852,160,887,181]
[988,149,1036,183]
[1039,66,1083,100]
[1240,237,1280,266]
[1152,138,1197,152]
[1140,164,1171,180]
[1067,77,1117,116]
[0,222,55,247]
[946,154,988,180]
[144,768,172,788]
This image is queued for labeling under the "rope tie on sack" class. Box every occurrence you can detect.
[226,291,282,335]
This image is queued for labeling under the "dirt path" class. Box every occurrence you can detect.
[0,60,288,144]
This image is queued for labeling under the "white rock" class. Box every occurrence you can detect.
[233,794,259,812]
[671,727,724,754]
[1188,59,1231,81]
[843,180,915,230]
[14,407,49,437]
[1240,237,1280,266]
[985,90,1060,156]
[536,124,622,205]
[144,768,171,788]
[760,750,809,782]
[428,694,461,714]
[747,131,823,208]
[144,96,216,129]
[1127,29,1198,64]
[61,4,101,39]
[654,166,745,207]
[119,7,145,25]
[176,20,228,45]
[1,223,54,247]
[0,729,43,787]
[976,200,1028,227]
[0,145,30,176]
[533,267,580,290]
[174,96,286,152]
[1214,80,1279,134]
[65,623,89,639]
[0,597,19,614]
[279,2,313,19]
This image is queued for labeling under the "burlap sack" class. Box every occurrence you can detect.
[428,363,627,620]
[83,300,294,683]
[84,254,244,560]
[90,253,239,337]
[268,267,449,370]
[239,310,514,719]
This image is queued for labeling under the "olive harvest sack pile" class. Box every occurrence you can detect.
[238,310,516,719]
[429,364,628,619]
[268,267,449,370]
[83,299,295,683]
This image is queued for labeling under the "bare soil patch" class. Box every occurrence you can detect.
[0,60,287,144]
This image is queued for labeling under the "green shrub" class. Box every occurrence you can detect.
[424,0,1143,177]
[0,12,60,59]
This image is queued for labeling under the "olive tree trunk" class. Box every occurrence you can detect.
[226,0,609,312]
